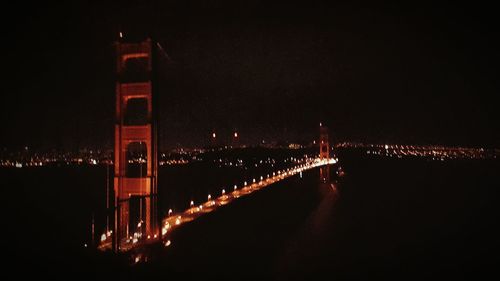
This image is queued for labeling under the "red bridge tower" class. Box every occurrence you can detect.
[113,38,158,251]
[319,123,330,160]
[319,123,330,183]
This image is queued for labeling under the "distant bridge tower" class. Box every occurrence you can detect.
[232,131,239,148]
[319,123,330,183]
[319,123,330,160]
[113,38,158,251]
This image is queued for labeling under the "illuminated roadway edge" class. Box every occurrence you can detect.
[100,157,337,253]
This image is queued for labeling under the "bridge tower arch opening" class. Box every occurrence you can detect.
[113,38,158,251]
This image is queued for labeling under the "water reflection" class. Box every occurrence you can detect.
[274,164,343,275]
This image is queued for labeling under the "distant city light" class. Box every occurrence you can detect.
[5,142,494,254]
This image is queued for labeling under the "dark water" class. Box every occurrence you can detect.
[137,155,500,280]
[4,152,500,279]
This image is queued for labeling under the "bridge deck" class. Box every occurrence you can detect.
[99,158,337,253]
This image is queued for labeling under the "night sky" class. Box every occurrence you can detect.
[1,1,498,150]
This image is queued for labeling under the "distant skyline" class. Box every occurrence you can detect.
[2,1,498,150]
